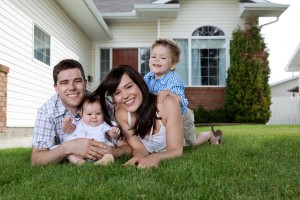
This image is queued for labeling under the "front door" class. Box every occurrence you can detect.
[112,49,138,71]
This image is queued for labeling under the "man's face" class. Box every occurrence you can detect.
[54,68,87,114]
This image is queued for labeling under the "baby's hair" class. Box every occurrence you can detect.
[151,38,182,64]
[79,94,101,111]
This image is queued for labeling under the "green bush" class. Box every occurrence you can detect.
[194,106,229,123]
[224,18,271,123]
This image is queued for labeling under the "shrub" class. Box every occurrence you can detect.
[224,18,271,123]
[194,106,229,123]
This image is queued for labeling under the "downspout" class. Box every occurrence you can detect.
[259,17,279,28]
[157,18,160,38]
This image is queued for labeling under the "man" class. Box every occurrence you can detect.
[31,59,132,165]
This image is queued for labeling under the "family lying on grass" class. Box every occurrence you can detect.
[31,38,223,168]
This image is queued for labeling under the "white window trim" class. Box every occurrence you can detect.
[32,23,51,66]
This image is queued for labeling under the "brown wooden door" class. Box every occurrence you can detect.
[112,49,138,71]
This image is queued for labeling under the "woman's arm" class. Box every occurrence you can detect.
[115,108,149,166]
[137,95,184,168]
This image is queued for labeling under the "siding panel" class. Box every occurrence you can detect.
[1,0,93,127]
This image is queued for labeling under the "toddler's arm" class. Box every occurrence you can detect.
[62,116,76,133]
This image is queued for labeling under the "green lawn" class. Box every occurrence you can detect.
[0,125,299,199]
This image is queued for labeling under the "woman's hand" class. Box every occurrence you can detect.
[124,153,145,166]
[137,154,161,169]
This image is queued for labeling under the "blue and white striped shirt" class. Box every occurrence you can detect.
[32,94,80,149]
[144,71,189,116]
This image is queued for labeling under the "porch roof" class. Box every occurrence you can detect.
[55,0,113,41]
[239,1,289,18]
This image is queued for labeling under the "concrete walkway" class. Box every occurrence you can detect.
[0,136,32,149]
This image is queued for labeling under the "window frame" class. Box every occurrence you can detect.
[33,24,51,66]
[174,25,229,87]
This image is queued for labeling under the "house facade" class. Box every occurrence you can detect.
[0,0,288,135]
[270,75,299,97]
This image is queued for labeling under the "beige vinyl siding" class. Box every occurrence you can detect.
[0,0,92,127]
[97,22,157,47]
[159,0,244,37]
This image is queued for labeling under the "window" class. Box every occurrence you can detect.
[174,25,227,86]
[100,49,110,82]
[191,39,226,86]
[34,25,50,65]
[140,48,150,77]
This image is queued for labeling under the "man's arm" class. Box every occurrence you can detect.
[110,140,132,158]
[31,138,108,166]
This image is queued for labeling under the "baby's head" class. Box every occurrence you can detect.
[151,38,181,71]
[79,95,104,127]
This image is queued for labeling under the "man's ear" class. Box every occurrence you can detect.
[54,85,59,93]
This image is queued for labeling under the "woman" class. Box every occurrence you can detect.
[92,65,183,168]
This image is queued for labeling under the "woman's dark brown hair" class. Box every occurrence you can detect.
[91,65,158,138]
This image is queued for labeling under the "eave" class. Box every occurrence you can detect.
[239,2,289,18]
[55,0,113,41]
[285,43,300,72]
[102,4,180,23]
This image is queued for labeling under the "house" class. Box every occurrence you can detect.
[268,42,300,125]
[0,0,288,136]
[285,42,300,94]
[270,75,299,97]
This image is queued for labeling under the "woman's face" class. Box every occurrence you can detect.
[112,74,143,113]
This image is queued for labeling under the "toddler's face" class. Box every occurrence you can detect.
[81,102,104,127]
[149,45,175,79]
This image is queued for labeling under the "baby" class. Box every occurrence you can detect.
[62,95,121,165]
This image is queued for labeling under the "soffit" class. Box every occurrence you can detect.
[101,4,180,23]
[55,0,112,41]
[286,43,300,72]
[239,2,289,18]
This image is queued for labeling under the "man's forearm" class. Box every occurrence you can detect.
[112,143,132,158]
[31,145,68,166]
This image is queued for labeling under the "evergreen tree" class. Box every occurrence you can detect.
[225,18,271,123]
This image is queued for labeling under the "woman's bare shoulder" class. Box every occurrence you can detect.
[114,106,128,122]
[157,95,180,115]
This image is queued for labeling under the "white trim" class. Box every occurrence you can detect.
[270,75,299,87]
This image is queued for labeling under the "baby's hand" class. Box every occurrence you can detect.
[63,117,72,124]
[108,127,121,139]
[157,90,171,103]
[62,116,75,133]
